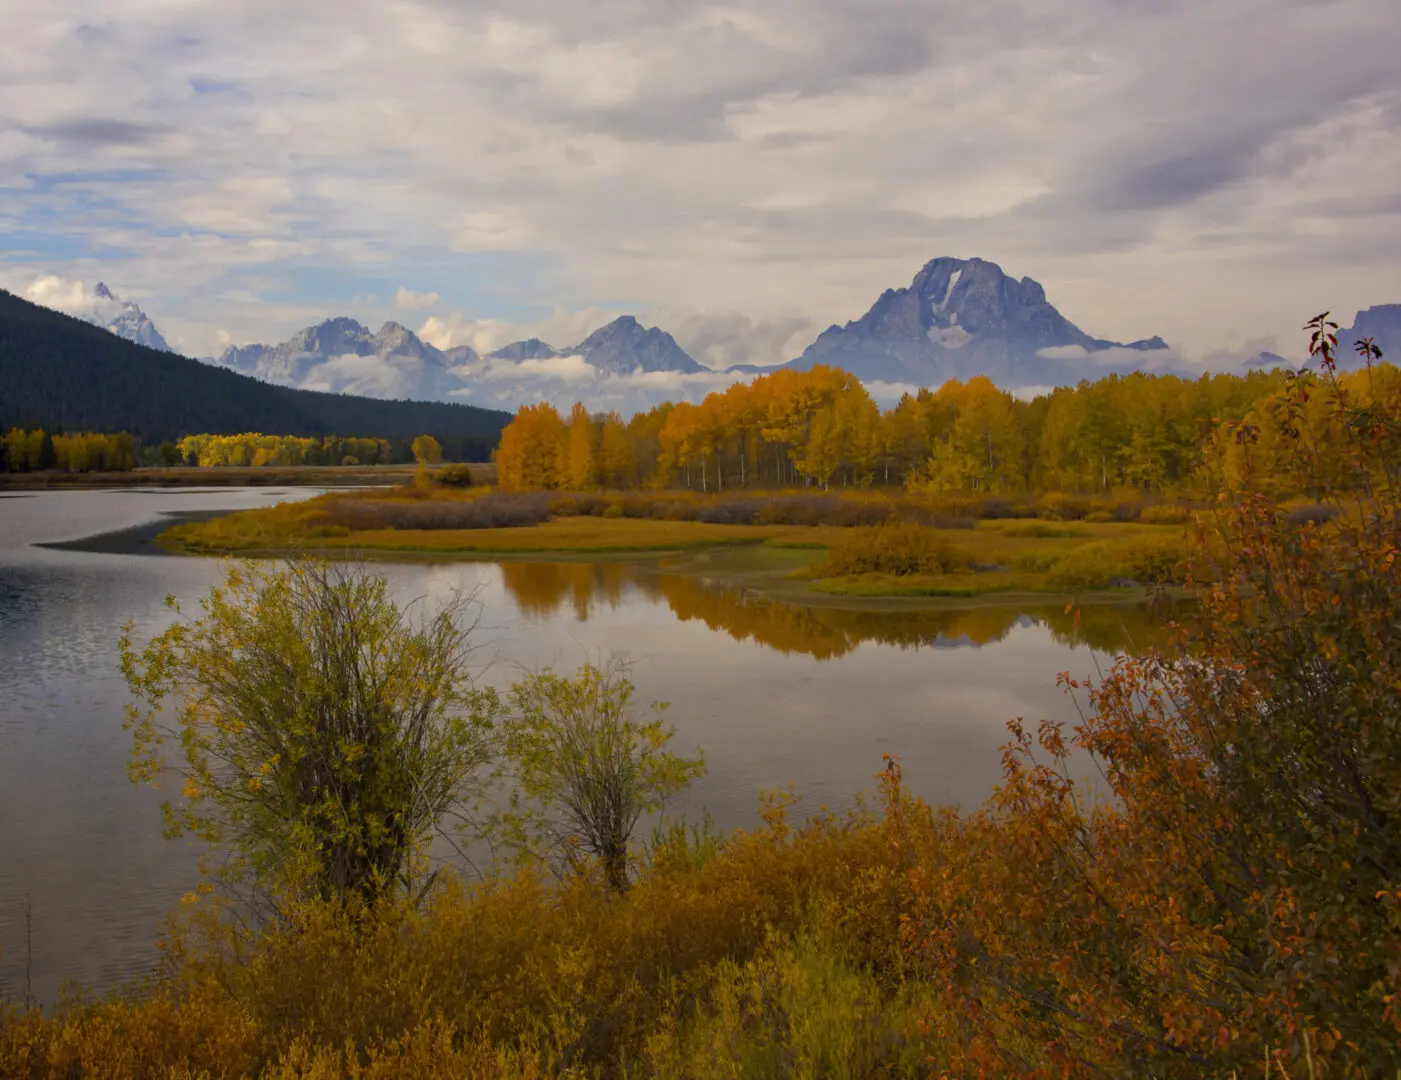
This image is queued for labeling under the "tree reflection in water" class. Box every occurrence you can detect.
[498,561,1181,660]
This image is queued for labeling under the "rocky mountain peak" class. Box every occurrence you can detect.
[1339,304,1401,368]
[73,282,173,352]
[287,318,371,357]
[792,255,1165,386]
[372,321,431,359]
[573,316,703,374]
[488,338,562,362]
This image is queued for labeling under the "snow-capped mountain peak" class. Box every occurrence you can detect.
[83,282,172,352]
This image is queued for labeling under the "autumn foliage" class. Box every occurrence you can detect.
[491,359,1399,501]
[4,321,1401,1076]
[2,426,135,472]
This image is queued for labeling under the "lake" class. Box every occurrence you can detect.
[0,488,1149,1002]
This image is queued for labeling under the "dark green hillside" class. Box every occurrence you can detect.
[0,290,509,452]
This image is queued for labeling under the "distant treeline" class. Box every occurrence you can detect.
[0,287,508,450]
[494,362,1399,497]
[0,427,480,473]
[3,428,137,473]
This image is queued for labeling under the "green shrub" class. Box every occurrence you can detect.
[1046,535,1191,590]
[1037,492,1090,521]
[1088,490,1145,521]
[817,523,973,577]
[996,521,1079,539]
[1083,510,1115,523]
[1138,504,1190,525]
[434,463,475,487]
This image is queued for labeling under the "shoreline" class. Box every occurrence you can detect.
[37,509,251,555]
[0,462,495,489]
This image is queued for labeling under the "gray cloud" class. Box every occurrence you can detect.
[0,0,1397,363]
[22,119,167,147]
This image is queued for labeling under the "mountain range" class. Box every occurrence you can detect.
[214,311,709,414]
[64,259,1401,414]
[0,289,509,450]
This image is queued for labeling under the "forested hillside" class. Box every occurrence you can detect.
[0,290,509,450]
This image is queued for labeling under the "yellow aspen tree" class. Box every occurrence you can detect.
[495,404,567,490]
[598,411,637,489]
[565,402,598,490]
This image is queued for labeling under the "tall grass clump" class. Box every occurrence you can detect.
[816,522,973,577]
[323,491,556,531]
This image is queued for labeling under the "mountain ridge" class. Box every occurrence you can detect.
[32,263,1401,418]
[0,289,510,449]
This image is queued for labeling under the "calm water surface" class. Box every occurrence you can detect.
[0,488,1146,1002]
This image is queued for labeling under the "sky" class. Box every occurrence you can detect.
[1,0,1399,368]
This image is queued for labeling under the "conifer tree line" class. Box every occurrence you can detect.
[493,362,1400,496]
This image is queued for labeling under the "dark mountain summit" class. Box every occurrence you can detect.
[788,256,1169,386]
[1339,304,1401,367]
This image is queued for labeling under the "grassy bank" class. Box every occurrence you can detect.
[0,796,953,1078]
[157,487,1199,602]
[0,462,498,489]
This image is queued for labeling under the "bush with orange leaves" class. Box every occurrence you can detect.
[892,317,1401,1077]
[6,316,1401,1077]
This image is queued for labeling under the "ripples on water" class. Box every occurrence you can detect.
[0,489,1172,1003]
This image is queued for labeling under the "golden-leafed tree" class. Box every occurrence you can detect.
[598,411,637,489]
[495,403,567,491]
[564,401,598,491]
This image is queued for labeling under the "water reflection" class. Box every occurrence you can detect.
[498,561,1179,660]
[0,489,1174,1004]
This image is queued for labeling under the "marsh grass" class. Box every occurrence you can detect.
[814,523,975,577]
[162,489,1200,598]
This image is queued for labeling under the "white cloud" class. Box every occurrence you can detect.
[1,0,1398,363]
[417,314,503,352]
[493,353,596,382]
[23,275,123,321]
[865,380,925,405]
[394,286,440,311]
[299,352,416,397]
[1037,343,1187,370]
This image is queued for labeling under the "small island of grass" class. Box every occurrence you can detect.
[158,485,1200,608]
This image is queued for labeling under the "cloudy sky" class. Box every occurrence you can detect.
[2,0,1399,366]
